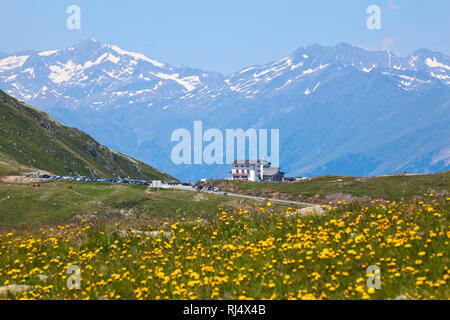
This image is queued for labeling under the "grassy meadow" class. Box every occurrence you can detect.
[206,172,450,202]
[0,192,448,300]
[0,180,285,227]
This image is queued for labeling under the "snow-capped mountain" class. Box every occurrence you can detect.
[0,39,223,110]
[175,42,449,106]
[1,40,449,180]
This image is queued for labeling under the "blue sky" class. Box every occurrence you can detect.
[1,0,449,74]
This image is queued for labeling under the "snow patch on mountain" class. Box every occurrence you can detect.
[152,73,200,91]
[38,50,59,57]
[48,53,124,83]
[304,82,320,95]
[425,57,450,70]
[0,55,29,71]
[108,45,165,68]
[363,65,376,72]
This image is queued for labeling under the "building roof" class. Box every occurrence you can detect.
[232,160,270,165]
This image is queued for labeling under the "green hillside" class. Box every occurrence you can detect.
[0,90,173,180]
[204,172,450,202]
[0,181,278,227]
[0,152,34,177]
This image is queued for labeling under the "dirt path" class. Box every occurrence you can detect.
[0,176,48,184]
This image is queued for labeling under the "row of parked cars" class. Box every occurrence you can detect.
[194,185,220,192]
[25,174,222,193]
[25,174,151,186]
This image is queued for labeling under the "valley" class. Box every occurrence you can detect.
[1,40,449,181]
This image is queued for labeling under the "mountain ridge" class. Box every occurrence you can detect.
[0,40,449,180]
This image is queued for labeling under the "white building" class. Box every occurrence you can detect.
[151,180,162,188]
[230,160,284,182]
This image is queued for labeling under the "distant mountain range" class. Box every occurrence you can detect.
[1,39,449,181]
[0,90,173,180]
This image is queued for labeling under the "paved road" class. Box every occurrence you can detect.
[217,192,312,206]
[159,184,312,206]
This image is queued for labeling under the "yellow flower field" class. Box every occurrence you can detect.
[0,195,448,300]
